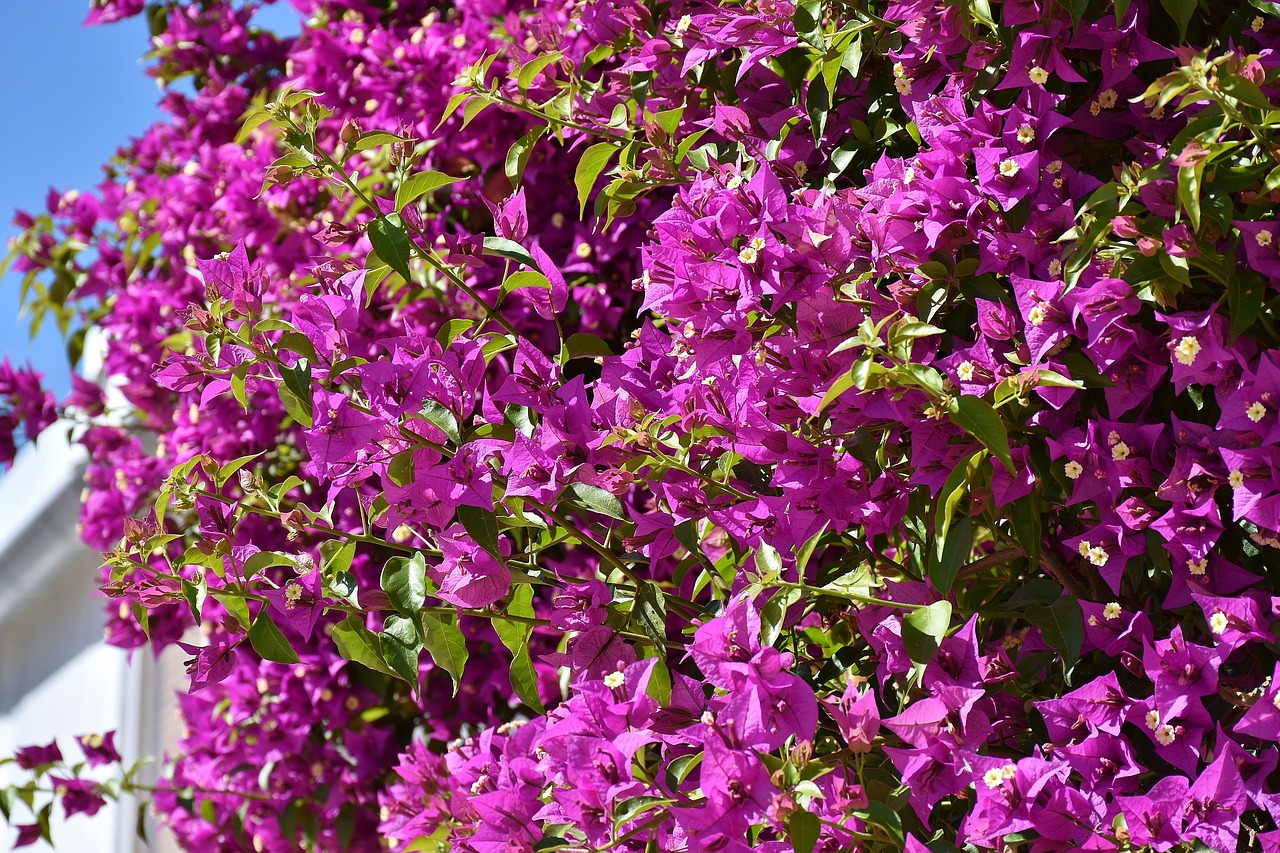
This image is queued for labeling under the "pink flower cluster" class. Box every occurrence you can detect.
[5,0,1280,851]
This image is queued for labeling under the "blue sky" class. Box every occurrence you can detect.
[0,2,300,399]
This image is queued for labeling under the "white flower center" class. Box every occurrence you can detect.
[1174,335,1201,366]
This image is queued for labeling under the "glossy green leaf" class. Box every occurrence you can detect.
[457,504,503,559]
[420,610,468,694]
[788,811,821,853]
[1027,595,1084,669]
[381,552,427,615]
[575,142,616,217]
[249,610,301,664]
[395,170,463,211]
[368,215,413,282]
[632,582,667,648]
[902,600,952,666]
[948,395,1015,473]
[333,615,402,680]
[379,614,423,685]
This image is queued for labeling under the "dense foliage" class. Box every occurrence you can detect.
[5,0,1280,850]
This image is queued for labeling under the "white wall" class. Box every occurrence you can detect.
[0,432,179,852]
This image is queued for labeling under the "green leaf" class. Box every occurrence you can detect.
[483,236,537,268]
[493,585,544,712]
[818,368,856,412]
[788,811,821,853]
[862,801,905,846]
[632,582,667,648]
[505,126,547,187]
[395,170,463,210]
[1228,271,1267,341]
[379,614,423,685]
[437,318,476,347]
[501,270,552,297]
[562,332,613,362]
[575,142,617,217]
[216,452,264,489]
[457,504,503,559]
[1009,493,1042,570]
[419,399,461,443]
[235,108,274,145]
[508,646,544,713]
[516,51,562,93]
[249,610,300,664]
[1158,0,1197,40]
[461,95,493,130]
[794,0,824,47]
[332,615,402,679]
[350,130,414,154]
[321,538,357,575]
[948,395,1015,473]
[930,514,973,597]
[932,450,980,569]
[1177,156,1204,233]
[420,610,468,694]
[381,553,428,615]
[368,215,414,282]
[567,481,626,520]
[278,384,312,427]
[436,92,472,129]
[902,600,952,666]
[243,550,300,577]
[210,590,252,632]
[1027,595,1084,669]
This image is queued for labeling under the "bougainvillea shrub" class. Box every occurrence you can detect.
[5,0,1280,849]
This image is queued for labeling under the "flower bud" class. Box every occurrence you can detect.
[340,118,363,145]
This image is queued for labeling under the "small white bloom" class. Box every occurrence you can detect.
[1155,724,1177,746]
[1086,545,1109,567]
[999,158,1021,178]
[1029,304,1046,326]
[983,768,1005,789]
[700,710,716,725]
[1173,335,1202,366]
[673,14,692,43]
[1028,66,1050,84]
[1097,88,1118,109]
[1187,557,1208,577]
[604,671,626,688]
[1248,401,1268,423]
[1016,124,1035,144]
[1047,258,1063,277]
[1257,229,1274,248]
[957,361,976,381]
[1064,460,1084,479]
[451,32,467,48]
[575,242,594,259]
[1145,709,1161,731]
[1209,611,1229,634]
[284,582,304,609]
[1111,441,1131,461]
[895,77,913,95]
[1272,691,1280,709]
[1229,470,1245,489]
[738,245,759,264]
[1253,15,1266,32]
[1103,602,1122,621]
